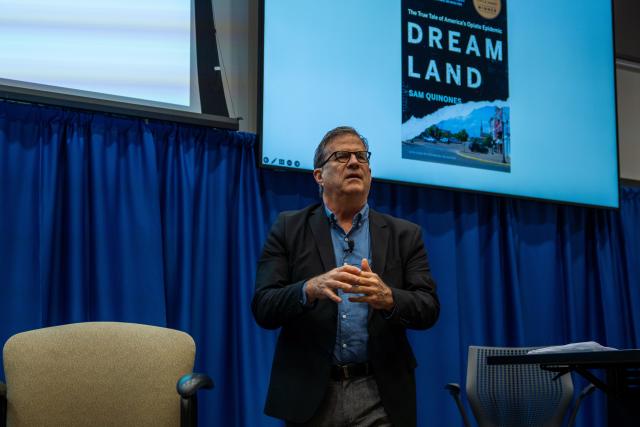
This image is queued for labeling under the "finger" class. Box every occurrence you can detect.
[354,276,378,287]
[341,276,378,293]
[358,271,378,279]
[326,279,357,292]
[323,287,342,303]
[337,264,362,275]
[343,283,376,295]
[361,258,372,272]
[332,272,361,286]
[342,274,379,293]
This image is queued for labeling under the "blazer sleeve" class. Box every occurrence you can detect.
[251,213,311,329]
[386,225,440,330]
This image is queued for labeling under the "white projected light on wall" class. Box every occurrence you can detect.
[0,0,194,109]
[260,0,620,208]
[0,0,235,128]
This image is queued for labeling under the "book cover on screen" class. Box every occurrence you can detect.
[401,0,510,172]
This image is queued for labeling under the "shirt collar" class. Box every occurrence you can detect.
[324,203,369,227]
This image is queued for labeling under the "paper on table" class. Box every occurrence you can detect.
[527,341,618,355]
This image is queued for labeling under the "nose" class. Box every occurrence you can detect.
[346,152,360,166]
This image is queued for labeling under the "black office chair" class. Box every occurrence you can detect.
[446,346,595,427]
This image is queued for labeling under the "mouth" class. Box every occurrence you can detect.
[345,174,362,180]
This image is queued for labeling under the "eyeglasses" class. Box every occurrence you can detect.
[318,151,371,168]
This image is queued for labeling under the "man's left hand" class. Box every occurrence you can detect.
[344,258,395,311]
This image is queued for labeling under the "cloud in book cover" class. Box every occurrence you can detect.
[402,100,510,141]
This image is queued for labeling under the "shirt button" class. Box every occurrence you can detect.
[342,314,347,319]
[342,343,347,348]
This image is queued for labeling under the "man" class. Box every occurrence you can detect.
[252,126,440,427]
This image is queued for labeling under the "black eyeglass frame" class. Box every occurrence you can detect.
[317,151,371,168]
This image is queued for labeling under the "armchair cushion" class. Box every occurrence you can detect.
[3,322,195,427]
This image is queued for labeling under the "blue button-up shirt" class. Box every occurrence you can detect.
[326,204,370,364]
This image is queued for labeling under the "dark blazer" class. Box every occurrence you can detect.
[252,204,439,427]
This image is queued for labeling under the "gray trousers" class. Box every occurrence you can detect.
[286,375,392,427]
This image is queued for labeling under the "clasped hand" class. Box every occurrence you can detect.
[305,259,394,311]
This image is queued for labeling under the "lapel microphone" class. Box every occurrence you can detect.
[345,237,355,253]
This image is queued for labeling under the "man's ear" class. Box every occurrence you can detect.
[313,168,323,186]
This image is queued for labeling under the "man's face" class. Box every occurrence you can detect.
[314,134,372,200]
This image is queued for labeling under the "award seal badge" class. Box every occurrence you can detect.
[473,0,501,19]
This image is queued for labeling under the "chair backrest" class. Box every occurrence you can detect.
[3,322,195,427]
[466,346,573,427]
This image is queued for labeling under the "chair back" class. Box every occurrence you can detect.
[466,346,573,427]
[3,322,195,427]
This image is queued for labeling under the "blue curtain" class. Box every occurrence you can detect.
[1,99,638,426]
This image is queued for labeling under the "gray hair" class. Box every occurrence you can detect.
[313,126,369,169]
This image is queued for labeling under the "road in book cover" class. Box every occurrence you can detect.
[402,0,510,172]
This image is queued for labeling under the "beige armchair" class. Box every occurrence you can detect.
[0,322,212,427]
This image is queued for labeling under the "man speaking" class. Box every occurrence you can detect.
[252,126,440,427]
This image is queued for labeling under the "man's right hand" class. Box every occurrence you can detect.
[305,265,362,303]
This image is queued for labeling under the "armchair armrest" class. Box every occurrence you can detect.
[177,373,214,427]
[444,382,461,395]
[445,383,472,427]
[177,373,214,398]
[567,384,596,427]
[1,381,6,427]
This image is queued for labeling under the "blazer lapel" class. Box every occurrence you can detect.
[369,209,389,276]
[309,205,336,271]
[368,209,390,322]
